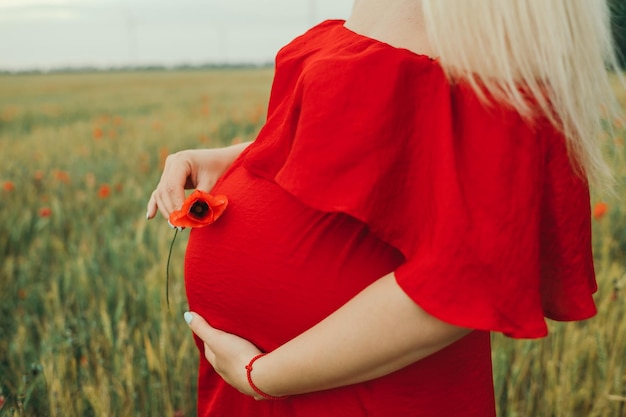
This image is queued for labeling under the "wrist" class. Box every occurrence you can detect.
[245,353,288,400]
[210,142,250,173]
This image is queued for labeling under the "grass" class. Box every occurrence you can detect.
[0,69,624,417]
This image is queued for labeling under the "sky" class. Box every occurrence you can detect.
[0,0,354,71]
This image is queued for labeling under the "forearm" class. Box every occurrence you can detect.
[190,141,252,177]
[215,141,253,165]
[252,273,471,397]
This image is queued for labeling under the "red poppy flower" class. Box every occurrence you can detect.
[98,184,111,199]
[168,190,228,228]
[593,202,608,220]
[39,207,52,218]
[2,181,14,192]
[92,127,104,139]
[53,170,71,183]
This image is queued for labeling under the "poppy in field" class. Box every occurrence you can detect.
[168,190,228,228]
[593,202,608,220]
[54,170,71,183]
[98,184,111,199]
[92,127,104,139]
[39,207,52,218]
[2,181,14,192]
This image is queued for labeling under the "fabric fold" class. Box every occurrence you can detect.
[243,19,596,338]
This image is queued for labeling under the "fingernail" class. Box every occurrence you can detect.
[183,311,193,325]
[167,220,183,231]
[146,210,150,220]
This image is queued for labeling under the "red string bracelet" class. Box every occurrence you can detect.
[245,353,287,400]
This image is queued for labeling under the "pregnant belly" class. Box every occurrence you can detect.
[184,164,403,351]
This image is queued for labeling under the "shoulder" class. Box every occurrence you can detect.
[276,19,442,89]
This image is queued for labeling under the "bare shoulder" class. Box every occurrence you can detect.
[345,0,434,57]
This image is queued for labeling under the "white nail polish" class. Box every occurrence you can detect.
[184,312,193,324]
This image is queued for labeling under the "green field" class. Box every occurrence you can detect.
[0,70,624,417]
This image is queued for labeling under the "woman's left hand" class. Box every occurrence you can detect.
[183,312,264,399]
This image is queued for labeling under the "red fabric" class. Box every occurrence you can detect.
[245,19,597,338]
[186,163,495,417]
[185,19,597,416]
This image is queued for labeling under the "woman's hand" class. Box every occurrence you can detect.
[180,275,470,400]
[183,312,266,399]
[146,142,251,221]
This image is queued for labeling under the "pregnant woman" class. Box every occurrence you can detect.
[146,1,623,416]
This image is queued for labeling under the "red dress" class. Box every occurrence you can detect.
[185,20,597,417]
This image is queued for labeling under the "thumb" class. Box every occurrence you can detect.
[193,167,218,193]
[194,178,216,193]
[183,311,216,343]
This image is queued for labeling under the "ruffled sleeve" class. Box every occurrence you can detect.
[244,37,597,338]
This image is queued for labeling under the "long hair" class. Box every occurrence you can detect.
[422,0,623,190]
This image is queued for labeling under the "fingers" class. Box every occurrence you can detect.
[182,312,216,364]
[145,192,166,221]
[185,313,221,367]
[191,152,222,193]
[183,311,264,396]
[146,191,158,220]
[184,312,219,345]
[146,147,235,221]
[194,177,215,194]
[146,152,193,220]
[154,182,186,219]
[203,342,216,365]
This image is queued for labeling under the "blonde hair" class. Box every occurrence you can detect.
[422,0,623,190]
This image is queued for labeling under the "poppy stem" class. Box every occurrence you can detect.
[166,228,179,310]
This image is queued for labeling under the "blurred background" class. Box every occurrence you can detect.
[0,1,625,417]
[0,0,354,71]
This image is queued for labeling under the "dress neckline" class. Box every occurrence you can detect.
[333,19,436,62]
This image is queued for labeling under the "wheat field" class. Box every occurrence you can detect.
[0,70,624,417]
